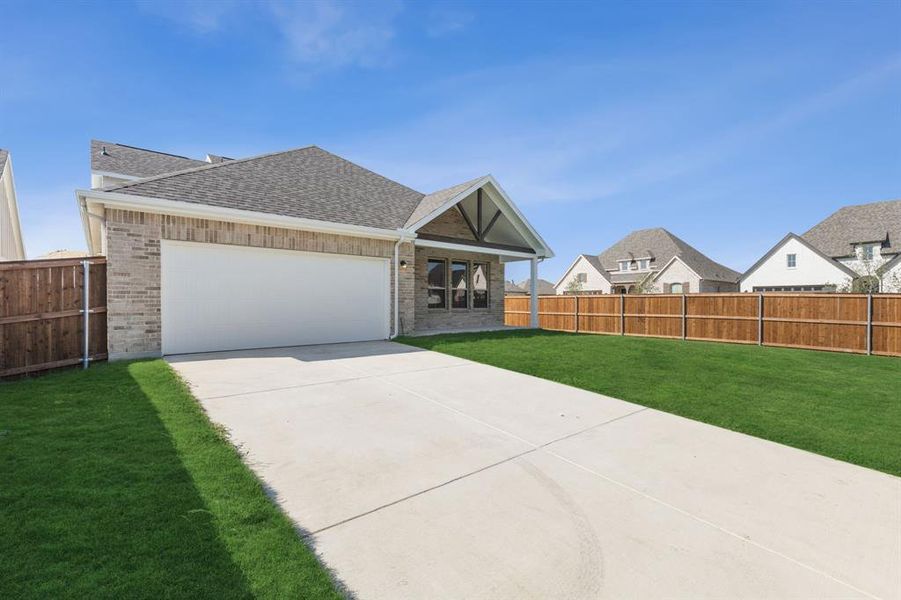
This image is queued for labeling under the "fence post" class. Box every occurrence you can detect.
[757,294,763,346]
[574,295,579,333]
[620,293,625,335]
[866,294,872,355]
[82,259,90,370]
[681,294,686,340]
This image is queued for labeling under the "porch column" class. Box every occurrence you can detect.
[530,257,539,328]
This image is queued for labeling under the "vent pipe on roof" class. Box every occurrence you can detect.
[100,145,109,156]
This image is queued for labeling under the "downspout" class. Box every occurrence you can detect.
[390,230,415,339]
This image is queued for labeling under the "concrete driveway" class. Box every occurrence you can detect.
[168,341,900,600]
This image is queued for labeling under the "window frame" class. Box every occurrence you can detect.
[450,260,469,310]
[619,260,630,271]
[472,261,490,310]
[861,244,875,261]
[426,258,448,310]
[786,253,797,269]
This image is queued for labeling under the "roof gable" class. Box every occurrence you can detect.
[553,254,610,288]
[802,199,901,257]
[0,149,8,176]
[739,232,858,282]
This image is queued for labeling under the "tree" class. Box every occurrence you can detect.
[565,277,584,295]
[634,272,659,294]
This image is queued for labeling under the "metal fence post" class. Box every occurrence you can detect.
[82,259,90,370]
[866,294,873,355]
[681,294,686,340]
[757,294,763,346]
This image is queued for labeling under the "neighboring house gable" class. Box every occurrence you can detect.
[739,233,855,292]
[0,149,26,261]
[554,254,610,294]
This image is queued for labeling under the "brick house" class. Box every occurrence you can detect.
[77,141,552,358]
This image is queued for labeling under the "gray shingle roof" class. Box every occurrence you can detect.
[0,149,8,177]
[517,278,556,294]
[596,228,740,282]
[404,176,485,228]
[505,280,527,294]
[104,145,429,230]
[91,140,207,178]
[802,199,901,257]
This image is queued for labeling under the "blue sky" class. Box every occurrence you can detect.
[1,0,898,283]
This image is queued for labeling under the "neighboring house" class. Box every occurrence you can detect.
[517,278,556,295]
[77,141,552,358]
[555,228,739,294]
[740,199,901,293]
[37,249,90,259]
[0,149,26,261]
[505,280,528,295]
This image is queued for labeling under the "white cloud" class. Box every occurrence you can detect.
[137,0,240,34]
[426,7,473,38]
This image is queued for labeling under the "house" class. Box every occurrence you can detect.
[77,141,552,358]
[37,249,90,259]
[505,280,528,295]
[554,228,739,294]
[517,278,556,295]
[740,199,901,293]
[0,149,26,261]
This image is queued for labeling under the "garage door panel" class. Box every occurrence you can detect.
[161,241,389,354]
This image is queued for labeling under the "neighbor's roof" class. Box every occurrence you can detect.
[91,140,207,178]
[517,278,556,294]
[0,149,8,176]
[103,145,428,231]
[505,280,527,293]
[596,228,740,282]
[802,199,901,258]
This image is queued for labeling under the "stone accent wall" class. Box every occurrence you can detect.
[104,209,398,358]
[418,207,476,240]
[413,246,505,332]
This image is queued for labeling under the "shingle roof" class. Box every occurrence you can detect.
[104,145,429,230]
[404,176,485,228]
[505,280,527,294]
[596,228,740,282]
[0,149,8,177]
[517,278,556,294]
[802,199,901,257]
[91,140,207,178]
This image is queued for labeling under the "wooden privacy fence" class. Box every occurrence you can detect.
[1,257,107,378]
[505,293,901,357]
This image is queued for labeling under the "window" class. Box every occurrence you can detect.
[638,259,649,270]
[451,261,468,309]
[427,259,447,309]
[786,253,796,268]
[670,283,684,294]
[473,263,489,309]
[576,272,587,283]
[619,260,630,271]
[861,244,875,261]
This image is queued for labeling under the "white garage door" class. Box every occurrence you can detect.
[161,240,390,355]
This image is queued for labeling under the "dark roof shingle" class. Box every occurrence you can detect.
[105,145,428,230]
[91,140,207,178]
[802,199,901,257]
[596,228,740,282]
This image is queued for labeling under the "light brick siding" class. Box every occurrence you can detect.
[418,207,476,240]
[105,206,509,357]
[413,247,505,332]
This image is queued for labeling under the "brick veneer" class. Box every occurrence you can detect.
[104,207,504,357]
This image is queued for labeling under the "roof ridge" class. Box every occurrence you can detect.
[93,139,203,162]
[104,145,317,192]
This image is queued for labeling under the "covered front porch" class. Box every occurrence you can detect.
[401,175,551,335]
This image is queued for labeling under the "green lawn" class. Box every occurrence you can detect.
[399,330,901,477]
[0,360,342,599]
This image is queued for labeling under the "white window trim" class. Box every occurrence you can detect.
[786,253,797,269]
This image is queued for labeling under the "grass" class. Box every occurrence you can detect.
[399,330,901,477]
[0,360,342,599]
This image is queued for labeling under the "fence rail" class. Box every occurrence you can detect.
[505,293,901,357]
[1,257,107,377]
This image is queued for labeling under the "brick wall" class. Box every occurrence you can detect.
[413,246,505,332]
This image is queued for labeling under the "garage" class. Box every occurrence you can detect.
[160,240,390,355]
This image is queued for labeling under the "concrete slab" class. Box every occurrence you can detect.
[545,408,901,600]
[168,341,901,600]
[316,452,867,599]
[384,362,644,445]
[199,376,530,532]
